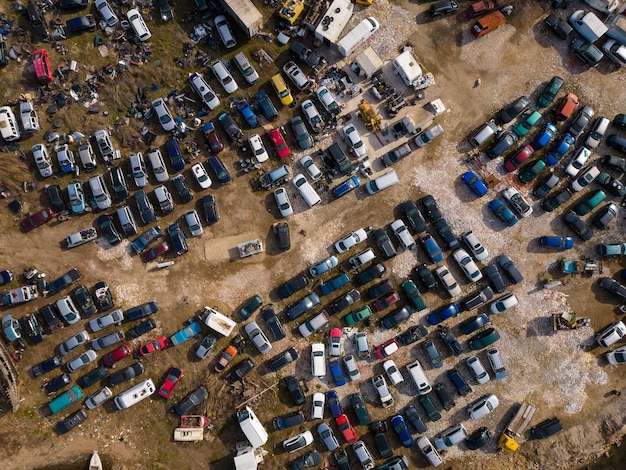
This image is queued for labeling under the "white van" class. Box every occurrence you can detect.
[0,106,21,141]
[365,170,399,195]
[311,343,326,377]
[237,405,268,449]
[127,9,151,42]
[337,17,380,57]
[486,347,508,379]
[116,204,138,237]
[393,50,423,88]
[292,174,321,208]
[406,359,432,395]
[114,379,156,410]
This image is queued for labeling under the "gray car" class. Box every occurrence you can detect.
[59,330,90,356]
[85,386,112,409]
[291,116,313,150]
[91,330,124,351]
[317,422,340,451]
[244,321,272,355]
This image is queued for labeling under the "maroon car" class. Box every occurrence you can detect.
[203,122,224,154]
[143,241,170,262]
[20,207,54,232]
[504,145,534,173]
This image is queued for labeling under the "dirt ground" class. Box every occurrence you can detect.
[1,0,626,469]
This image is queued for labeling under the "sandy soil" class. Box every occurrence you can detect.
[1,0,625,469]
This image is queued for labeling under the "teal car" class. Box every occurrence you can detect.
[49,385,83,415]
[402,280,426,311]
[343,306,372,326]
[513,111,542,137]
[469,327,500,350]
[519,160,546,184]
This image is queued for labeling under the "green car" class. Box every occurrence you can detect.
[538,76,564,108]
[513,111,542,137]
[238,295,263,320]
[574,190,606,216]
[519,160,546,184]
[402,280,426,311]
[469,327,500,350]
[342,305,372,326]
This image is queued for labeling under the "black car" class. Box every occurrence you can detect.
[168,222,189,256]
[66,14,97,33]
[290,41,324,68]
[433,218,460,250]
[544,13,572,40]
[447,368,473,396]
[499,96,529,124]
[40,304,62,332]
[172,174,193,203]
[284,375,305,405]
[355,263,386,286]
[415,264,437,291]
[201,194,219,224]
[290,451,322,470]
[274,221,291,251]
[533,174,560,199]
[329,289,361,315]
[126,301,158,321]
[22,312,45,344]
[45,268,82,297]
[58,0,89,8]
[404,404,427,434]
[273,411,305,430]
[269,347,299,372]
[46,185,66,212]
[226,358,255,383]
[435,382,456,411]
[97,214,122,246]
[277,275,309,299]
[56,409,88,434]
[496,254,524,284]
[159,0,174,21]
[134,190,156,225]
[371,421,393,458]
[466,426,491,450]
[27,1,48,37]
[381,306,413,329]
[93,281,114,311]
[430,0,459,17]
[570,38,604,68]
[262,307,286,341]
[334,449,352,470]
[32,355,63,377]
[437,325,463,356]
[109,166,129,200]
[400,200,427,233]
[108,363,144,387]
[77,365,109,388]
[531,417,563,439]
[564,211,594,241]
[542,188,572,212]
[73,284,97,318]
[396,325,428,346]
[174,386,208,415]
[366,280,393,300]
[43,373,71,395]
[128,319,156,339]
[373,228,397,259]
[420,195,442,221]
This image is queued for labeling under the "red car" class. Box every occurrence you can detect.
[20,207,54,232]
[203,122,224,154]
[375,338,400,360]
[335,414,358,444]
[139,336,168,356]
[144,241,170,262]
[504,144,534,173]
[102,344,131,367]
[268,128,291,159]
[158,366,184,398]
[32,49,53,85]
[467,0,495,18]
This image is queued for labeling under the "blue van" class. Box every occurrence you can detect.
[49,385,83,414]
[165,139,185,171]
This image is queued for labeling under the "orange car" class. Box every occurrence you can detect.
[215,345,238,372]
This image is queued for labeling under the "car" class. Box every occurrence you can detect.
[66,180,87,215]
[402,280,426,311]
[497,254,523,283]
[614,114,626,130]
[569,106,595,141]
[267,127,290,158]
[531,418,564,440]
[420,233,444,263]
[237,295,263,321]
[467,356,490,384]
[316,86,340,114]
[290,41,324,68]
[210,60,238,94]
[310,392,325,420]
[315,422,340,452]
[468,394,499,420]
[150,98,175,132]
[332,175,361,198]
[502,187,532,218]
[420,195,442,221]
[204,156,231,187]
[390,415,414,448]
[543,188,573,212]
[381,305,412,329]
[66,349,97,373]
[453,248,483,281]
[174,386,208,415]
[397,325,429,346]
[171,174,193,204]
[195,334,217,360]
[404,404,427,434]
[504,145,534,173]
[201,123,224,154]
[606,346,626,365]
[343,354,361,382]
[400,200,427,233]
[533,173,560,199]
[334,414,359,447]
[183,210,202,237]
[269,347,299,371]
[435,423,468,450]
[461,231,489,262]
[298,156,323,183]
[596,321,626,348]
[375,338,399,359]
[571,38,604,67]
[597,243,626,256]
[190,163,211,190]
[134,190,155,224]
[500,96,529,123]
[533,123,558,151]
[514,111,542,137]
[435,265,462,297]
[284,375,305,405]
[235,99,258,127]
[102,344,130,367]
[464,426,491,450]
[109,166,129,200]
[76,365,109,388]
[43,373,72,396]
[469,327,501,350]
[418,393,442,422]
[189,72,221,111]
[225,358,255,383]
[73,285,97,318]
[557,93,580,121]
[309,255,338,278]
[139,336,168,356]
[415,264,437,291]
[349,392,371,426]
[414,124,444,147]
[59,330,90,356]
[21,207,55,232]
[326,327,343,356]
[598,278,626,301]
[66,14,97,33]
[462,171,488,197]
[32,355,63,377]
[85,386,113,409]
[56,409,88,434]
[585,117,610,149]
[273,411,305,431]
[214,15,236,48]
[489,198,518,227]
[286,292,320,320]
[596,172,626,197]
[232,51,258,85]
[329,289,361,314]
[335,228,367,253]
[426,302,460,326]
[417,436,444,467]
[290,451,321,470]
[321,273,351,295]
[329,360,347,386]
[381,360,403,386]
[519,159,546,184]
[342,305,373,328]
[291,116,314,150]
[277,275,309,300]
[538,76,564,108]
[245,322,272,355]
[284,61,311,91]
[153,185,174,215]
[32,144,53,177]
[592,203,618,229]
[46,184,66,213]
[302,100,325,134]
[391,219,416,250]
[343,123,367,157]
[546,134,575,166]
[603,154,626,172]
[27,2,48,37]
[564,211,594,241]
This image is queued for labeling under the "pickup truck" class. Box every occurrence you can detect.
[0,285,39,306]
[170,321,203,346]
[238,239,263,258]
[65,228,98,248]
[199,306,236,337]
[498,401,537,451]
[132,226,163,254]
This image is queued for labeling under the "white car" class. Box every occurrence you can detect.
[95,0,119,26]
[606,345,626,364]
[248,134,269,163]
[185,210,204,237]
[466,356,490,384]
[59,330,90,356]
[56,144,75,173]
[88,175,112,210]
[372,374,393,407]
[214,15,236,49]
[32,144,53,177]
[462,231,489,261]
[89,309,124,332]
[489,293,518,314]
[151,98,175,131]
[383,359,404,385]
[301,99,325,133]
[435,265,462,297]
[468,394,499,420]
[390,219,416,250]
[414,124,444,148]
[571,165,600,192]
[311,392,325,419]
[435,423,468,450]
[502,187,533,218]
[0,106,20,141]
[565,147,592,177]
[19,101,40,132]
[283,431,314,453]
[189,72,220,110]
[283,61,311,91]
[94,129,118,163]
[244,321,272,355]
[417,436,443,467]
[343,123,368,157]
[453,248,483,281]
[147,148,169,183]
[130,153,148,187]
[191,163,212,189]
[211,60,238,94]
[597,321,626,348]
[316,86,339,114]
[311,343,326,377]
[300,155,322,181]
[585,117,610,149]
[273,187,293,217]
[66,349,97,373]
[343,355,361,381]
[335,228,368,253]
[602,39,626,66]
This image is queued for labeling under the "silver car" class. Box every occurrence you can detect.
[59,330,90,356]
[130,153,148,187]
[91,330,124,351]
[85,386,113,409]
[66,349,98,373]
[185,210,204,237]
[317,423,339,451]
[273,187,293,217]
[343,123,368,157]
[244,321,272,355]
[95,0,119,26]
[89,309,125,333]
[466,355,490,384]
[343,355,361,381]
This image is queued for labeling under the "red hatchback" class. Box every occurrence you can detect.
[158,366,184,398]
[143,241,170,262]
[102,344,131,367]
[139,336,168,356]
[20,207,54,232]
[32,49,53,85]
[335,414,358,444]
[504,144,534,173]
[268,128,291,159]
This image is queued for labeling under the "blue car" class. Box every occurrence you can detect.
[489,199,518,227]
[332,176,361,198]
[532,123,557,150]
[461,171,488,197]
[329,360,347,386]
[286,293,320,320]
[67,181,86,214]
[235,99,259,127]
[545,134,575,166]
[309,256,338,277]
[326,390,342,417]
[391,415,414,448]
[540,236,574,250]
[320,273,351,296]
[420,234,444,263]
[459,313,490,335]
[207,155,232,184]
[426,302,460,326]
[169,321,202,346]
